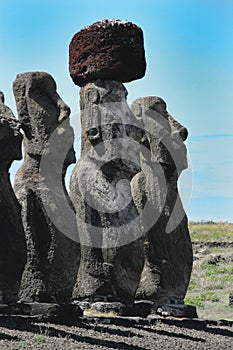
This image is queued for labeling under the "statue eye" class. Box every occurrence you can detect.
[86,127,100,140]
[86,89,99,104]
[88,128,98,136]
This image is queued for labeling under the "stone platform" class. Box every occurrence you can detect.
[0,302,83,323]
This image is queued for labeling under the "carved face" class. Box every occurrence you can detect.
[13,72,72,156]
[131,97,188,171]
[80,81,142,178]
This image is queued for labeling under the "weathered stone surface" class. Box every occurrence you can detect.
[15,302,83,318]
[7,302,83,321]
[155,304,198,318]
[90,302,124,314]
[0,92,26,304]
[119,301,152,318]
[90,301,152,318]
[75,301,90,311]
[70,80,144,303]
[13,72,79,303]
[131,96,193,304]
[69,19,146,86]
[15,302,60,317]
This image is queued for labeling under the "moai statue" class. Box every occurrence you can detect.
[13,72,79,303]
[0,91,26,304]
[131,97,193,307]
[69,19,146,304]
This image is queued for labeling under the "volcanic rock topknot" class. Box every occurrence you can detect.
[69,19,146,86]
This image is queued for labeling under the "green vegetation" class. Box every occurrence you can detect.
[35,335,47,343]
[186,291,219,308]
[185,222,233,320]
[189,221,233,242]
[15,340,29,348]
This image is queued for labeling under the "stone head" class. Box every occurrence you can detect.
[0,91,22,169]
[13,72,75,166]
[80,80,142,179]
[131,96,188,172]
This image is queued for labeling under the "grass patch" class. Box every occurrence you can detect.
[201,264,233,276]
[186,221,233,320]
[15,340,29,347]
[186,291,219,308]
[189,221,233,242]
[35,335,47,343]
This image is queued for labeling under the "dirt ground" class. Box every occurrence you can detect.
[0,316,232,350]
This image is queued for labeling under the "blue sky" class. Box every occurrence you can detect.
[1,0,233,222]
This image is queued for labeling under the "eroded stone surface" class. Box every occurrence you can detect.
[13,72,79,303]
[0,92,26,304]
[131,96,193,304]
[155,304,198,318]
[69,19,146,86]
[70,80,144,303]
[89,301,152,317]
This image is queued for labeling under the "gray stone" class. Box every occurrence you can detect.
[154,304,198,318]
[90,302,124,314]
[70,80,144,303]
[13,72,79,304]
[10,302,83,320]
[16,302,59,317]
[0,92,26,304]
[206,254,222,265]
[90,301,152,318]
[119,301,152,318]
[131,96,193,304]
[75,301,90,311]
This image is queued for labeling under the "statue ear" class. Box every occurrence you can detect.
[85,88,100,104]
